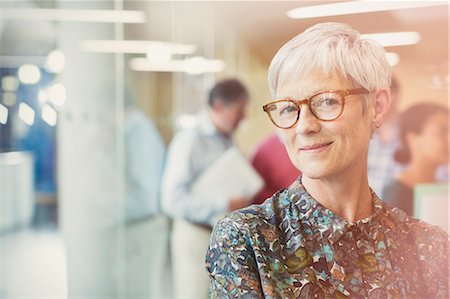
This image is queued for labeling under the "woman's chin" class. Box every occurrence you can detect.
[300,167,332,180]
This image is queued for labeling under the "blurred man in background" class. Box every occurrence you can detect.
[161,78,251,298]
[123,92,171,298]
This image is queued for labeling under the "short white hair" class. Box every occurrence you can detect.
[268,22,391,99]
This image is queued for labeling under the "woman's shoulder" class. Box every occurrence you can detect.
[409,217,449,243]
[406,217,449,280]
[211,189,292,239]
[217,194,280,227]
[383,204,449,245]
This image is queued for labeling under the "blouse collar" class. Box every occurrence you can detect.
[286,176,388,245]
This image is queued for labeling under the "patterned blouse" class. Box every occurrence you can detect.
[206,177,449,298]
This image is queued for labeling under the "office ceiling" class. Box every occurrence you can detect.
[123,1,448,106]
[124,1,448,69]
[3,1,448,75]
[1,1,447,104]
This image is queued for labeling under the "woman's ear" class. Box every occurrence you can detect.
[371,89,391,129]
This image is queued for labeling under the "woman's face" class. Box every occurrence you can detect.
[411,112,449,165]
[277,70,375,179]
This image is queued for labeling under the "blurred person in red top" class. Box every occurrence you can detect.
[251,132,300,204]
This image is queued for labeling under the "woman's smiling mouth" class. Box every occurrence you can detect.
[299,142,333,153]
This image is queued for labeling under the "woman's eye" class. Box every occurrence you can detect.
[318,98,339,106]
[279,105,297,115]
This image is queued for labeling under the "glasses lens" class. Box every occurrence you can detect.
[267,100,298,128]
[310,92,344,120]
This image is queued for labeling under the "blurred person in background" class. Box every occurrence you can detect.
[368,78,448,196]
[161,78,251,298]
[250,132,300,204]
[367,77,405,196]
[383,103,449,215]
[123,91,172,298]
[206,22,449,298]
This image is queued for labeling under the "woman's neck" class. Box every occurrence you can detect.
[301,166,373,223]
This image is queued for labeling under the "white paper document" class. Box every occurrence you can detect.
[192,146,263,201]
[172,147,263,288]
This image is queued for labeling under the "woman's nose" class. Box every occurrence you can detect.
[294,104,321,135]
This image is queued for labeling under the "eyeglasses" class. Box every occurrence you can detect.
[262,88,369,129]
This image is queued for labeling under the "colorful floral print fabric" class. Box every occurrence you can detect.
[206,177,449,298]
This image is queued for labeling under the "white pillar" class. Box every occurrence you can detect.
[57,1,125,297]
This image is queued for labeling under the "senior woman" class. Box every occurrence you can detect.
[205,22,449,298]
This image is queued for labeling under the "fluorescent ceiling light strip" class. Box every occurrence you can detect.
[80,40,196,54]
[287,1,447,19]
[1,8,146,23]
[361,32,421,47]
[129,57,224,73]
[130,60,186,72]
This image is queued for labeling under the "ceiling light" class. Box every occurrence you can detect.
[287,1,446,19]
[2,76,19,92]
[362,32,421,47]
[0,104,8,125]
[41,105,58,127]
[48,83,66,107]
[18,103,35,126]
[80,40,196,55]
[38,90,48,105]
[18,64,41,84]
[184,57,225,75]
[129,57,225,74]
[129,59,186,72]
[385,52,399,66]
[2,93,16,107]
[1,8,146,23]
[45,50,65,73]
[147,44,171,63]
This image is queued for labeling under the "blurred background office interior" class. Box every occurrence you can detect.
[0,1,448,298]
